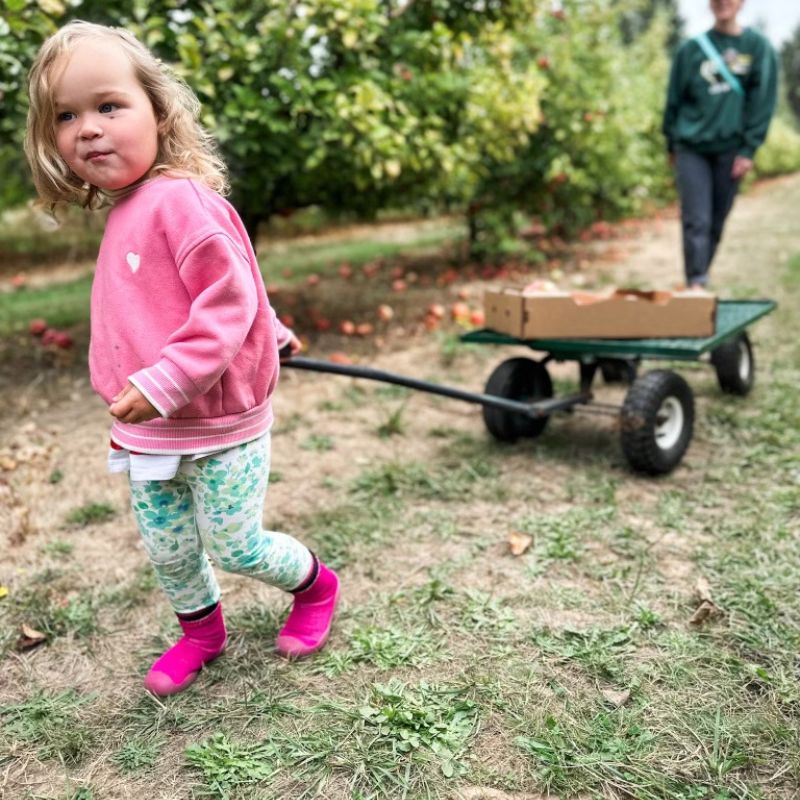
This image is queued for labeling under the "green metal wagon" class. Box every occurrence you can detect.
[283,299,776,476]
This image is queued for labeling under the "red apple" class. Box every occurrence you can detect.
[29,318,48,337]
[53,331,73,349]
[355,322,374,337]
[469,309,486,327]
[339,320,355,336]
[278,313,295,328]
[450,302,470,321]
[314,317,332,332]
[377,304,394,322]
[392,279,407,292]
[427,303,445,320]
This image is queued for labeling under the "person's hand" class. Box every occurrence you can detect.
[731,156,753,180]
[109,383,160,423]
[280,334,303,361]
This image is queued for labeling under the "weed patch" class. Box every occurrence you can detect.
[65,501,115,527]
[0,689,96,765]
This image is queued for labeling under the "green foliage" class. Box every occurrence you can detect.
[515,710,658,796]
[755,115,800,177]
[471,0,674,254]
[111,735,161,773]
[0,1,57,209]
[781,23,800,124]
[65,501,115,527]
[2,0,676,251]
[359,680,479,778]
[0,689,96,765]
[314,623,438,676]
[185,732,277,795]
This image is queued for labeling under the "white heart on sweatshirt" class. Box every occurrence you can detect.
[126,252,141,273]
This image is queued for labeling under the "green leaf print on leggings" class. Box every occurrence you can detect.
[129,435,313,614]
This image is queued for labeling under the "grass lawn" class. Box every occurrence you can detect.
[0,177,799,799]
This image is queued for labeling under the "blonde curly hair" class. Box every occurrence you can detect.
[24,20,229,209]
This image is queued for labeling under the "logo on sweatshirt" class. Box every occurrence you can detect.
[701,48,752,95]
[126,252,141,273]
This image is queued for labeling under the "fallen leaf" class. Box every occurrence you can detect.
[601,688,631,707]
[0,456,17,471]
[17,624,47,650]
[508,531,533,556]
[0,586,8,599]
[689,599,717,626]
[695,576,713,604]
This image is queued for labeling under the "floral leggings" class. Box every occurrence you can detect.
[129,434,312,615]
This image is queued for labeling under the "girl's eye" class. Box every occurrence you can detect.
[56,111,75,123]
[99,102,118,113]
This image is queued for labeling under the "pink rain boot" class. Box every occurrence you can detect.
[275,557,340,659]
[144,604,227,696]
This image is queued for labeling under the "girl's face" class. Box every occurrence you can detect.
[53,38,159,191]
[710,0,744,25]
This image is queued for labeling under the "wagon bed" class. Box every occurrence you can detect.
[460,299,776,359]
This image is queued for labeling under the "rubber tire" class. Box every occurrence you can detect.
[620,370,694,475]
[710,332,754,396]
[482,358,553,442]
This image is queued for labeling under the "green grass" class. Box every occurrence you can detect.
[259,221,464,284]
[0,217,464,336]
[0,689,97,765]
[0,273,92,335]
[65,502,116,527]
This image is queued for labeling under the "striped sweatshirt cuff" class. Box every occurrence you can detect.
[129,359,197,418]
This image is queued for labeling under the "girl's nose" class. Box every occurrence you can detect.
[78,115,103,139]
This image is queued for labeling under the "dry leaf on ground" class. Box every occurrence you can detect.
[602,688,631,707]
[17,624,47,651]
[689,600,717,626]
[508,531,533,556]
[695,576,714,604]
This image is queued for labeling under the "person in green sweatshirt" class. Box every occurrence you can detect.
[662,0,777,288]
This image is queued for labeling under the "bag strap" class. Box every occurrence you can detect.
[695,32,744,97]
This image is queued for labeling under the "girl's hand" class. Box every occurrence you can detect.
[280,334,303,361]
[731,156,753,180]
[109,383,160,423]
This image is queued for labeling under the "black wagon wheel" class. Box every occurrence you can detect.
[710,332,754,396]
[620,370,694,475]
[482,357,553,442]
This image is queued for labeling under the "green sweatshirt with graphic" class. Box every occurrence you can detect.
[662,27,778,159]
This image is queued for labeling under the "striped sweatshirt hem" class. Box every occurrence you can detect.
[109,399,273,455]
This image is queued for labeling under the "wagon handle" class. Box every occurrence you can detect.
[280,353,591,418]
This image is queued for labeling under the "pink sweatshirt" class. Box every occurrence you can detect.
[89,177,291,454]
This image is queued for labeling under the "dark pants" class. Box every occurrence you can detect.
[675,149,740,287]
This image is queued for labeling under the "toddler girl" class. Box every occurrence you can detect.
[24,21,339,696]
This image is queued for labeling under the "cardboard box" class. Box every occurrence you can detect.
[484,287,716,339]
